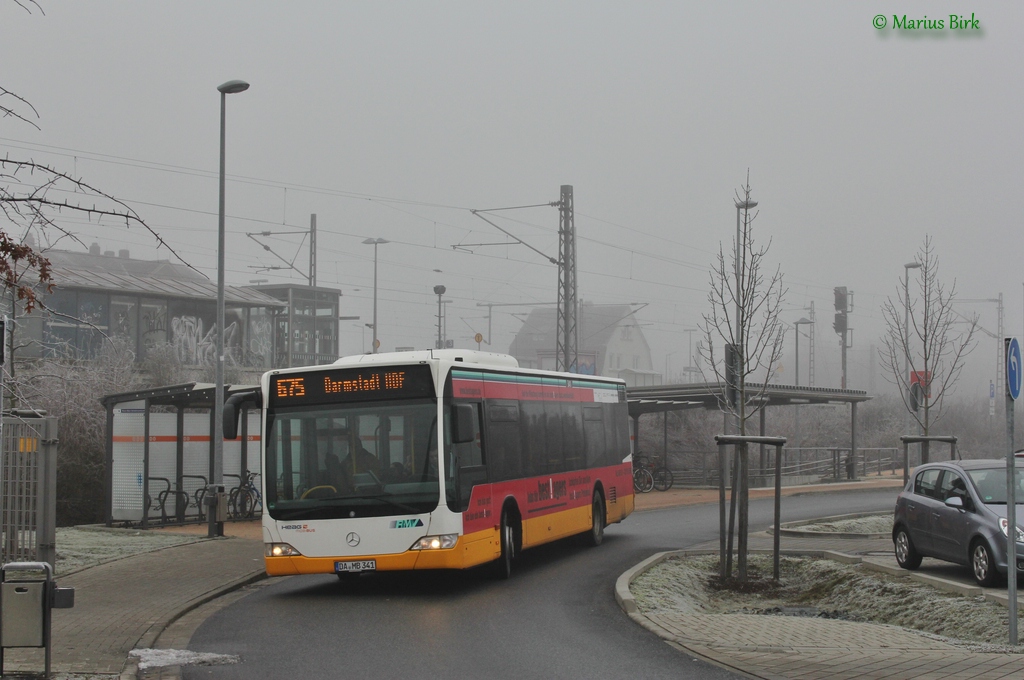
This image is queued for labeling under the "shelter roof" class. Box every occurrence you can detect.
[100,383,259,409]
[626,381,870,418]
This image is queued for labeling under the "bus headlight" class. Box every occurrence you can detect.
[265,542,302,557]
[410,534,458,550]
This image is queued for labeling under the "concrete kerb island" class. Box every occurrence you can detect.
[616,545,1024,680]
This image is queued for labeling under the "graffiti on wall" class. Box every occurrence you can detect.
[171,315,240,367]
[246,315,273,369]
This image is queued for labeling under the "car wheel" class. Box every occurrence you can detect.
[894,527,922,570]
[972,540,1002,587]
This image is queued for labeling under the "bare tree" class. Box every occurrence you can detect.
[1,2,194,313]
[879,236,977,460]
[698,180,787,432]
[697,176,786,583]
[12,338,144,524]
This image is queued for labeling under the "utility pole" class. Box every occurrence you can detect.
[557,185,578,373]
[467,186,577,371]
[309,214,316,287]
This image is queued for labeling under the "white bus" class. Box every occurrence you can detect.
[227,349,634,579]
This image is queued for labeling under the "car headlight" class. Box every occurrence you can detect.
[410,534,458,550]
[998,518,1024,543]
[265,542,302,557]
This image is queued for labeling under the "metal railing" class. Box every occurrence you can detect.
[662,446,901,487]
[1,415,58,568]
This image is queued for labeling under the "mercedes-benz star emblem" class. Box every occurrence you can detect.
[346,532,360,547]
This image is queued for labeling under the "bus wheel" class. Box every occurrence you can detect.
[586,491,605,547]
[495,508,515,580]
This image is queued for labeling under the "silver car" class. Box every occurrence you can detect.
[893,459,1024,586]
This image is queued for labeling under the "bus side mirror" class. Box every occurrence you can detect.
[452,404,475,444]
[223,390,262,440]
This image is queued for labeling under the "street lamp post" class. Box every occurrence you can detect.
[793,317,813,454]
[212,79,249,539]
[362,238,389,353]
[433,285,446,349]
[793,318,813,388]
[734,196,757,415]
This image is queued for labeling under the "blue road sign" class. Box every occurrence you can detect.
[1008,338,1022,400]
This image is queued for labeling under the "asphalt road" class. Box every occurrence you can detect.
[185,488,898,680]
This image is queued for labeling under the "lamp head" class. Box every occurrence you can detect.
[434,285,446,296]
[218,80,250,95]
[904,261,922,270]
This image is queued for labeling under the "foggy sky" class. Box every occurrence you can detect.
[3,1,1020,399]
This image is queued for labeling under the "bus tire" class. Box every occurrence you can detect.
[586,491,605,547]
[495,507,516,580]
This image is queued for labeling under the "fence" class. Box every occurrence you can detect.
[0,414,58,567]
[658,446,901,487]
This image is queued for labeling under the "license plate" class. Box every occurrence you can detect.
[335,560,376,573]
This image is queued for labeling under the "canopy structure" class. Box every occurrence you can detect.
[626,381,872,464]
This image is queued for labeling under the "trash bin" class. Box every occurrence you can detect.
[1,579,45,647]
[1,561,74,678]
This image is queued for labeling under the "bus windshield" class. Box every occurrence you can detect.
[265,399,442,520]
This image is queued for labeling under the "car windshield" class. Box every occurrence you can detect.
[966,467,1024,504]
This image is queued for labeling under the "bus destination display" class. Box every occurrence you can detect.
[270,364,434,407]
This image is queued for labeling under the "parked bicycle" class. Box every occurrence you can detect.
[632,453,654,494]
[651,462,674,492]
[229,470,263,519]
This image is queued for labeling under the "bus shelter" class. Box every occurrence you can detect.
[626,381,872,479]
[100,383,261,528]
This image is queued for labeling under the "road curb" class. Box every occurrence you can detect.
[124,567,268,679]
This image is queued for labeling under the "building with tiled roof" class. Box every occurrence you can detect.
[11,242,343,370]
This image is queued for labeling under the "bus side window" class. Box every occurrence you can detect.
[520,400,546,476]
[486,400,520,482]
[562,402,584,471]
[544,401,565,474]
[582,405,605,468]
[453,403,483,468]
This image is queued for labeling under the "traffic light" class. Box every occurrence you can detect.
[834,287,848,312]
[833,313,847,335]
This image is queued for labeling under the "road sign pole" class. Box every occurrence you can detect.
[1005,337,1021,646]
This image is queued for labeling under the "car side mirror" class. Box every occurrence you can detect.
[944,496,964,510]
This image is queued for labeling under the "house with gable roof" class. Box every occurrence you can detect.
[507,302,660,385]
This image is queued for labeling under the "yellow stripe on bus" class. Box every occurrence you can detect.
[264,527,501,576]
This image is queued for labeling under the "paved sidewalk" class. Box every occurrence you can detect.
[3,532,264,679]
